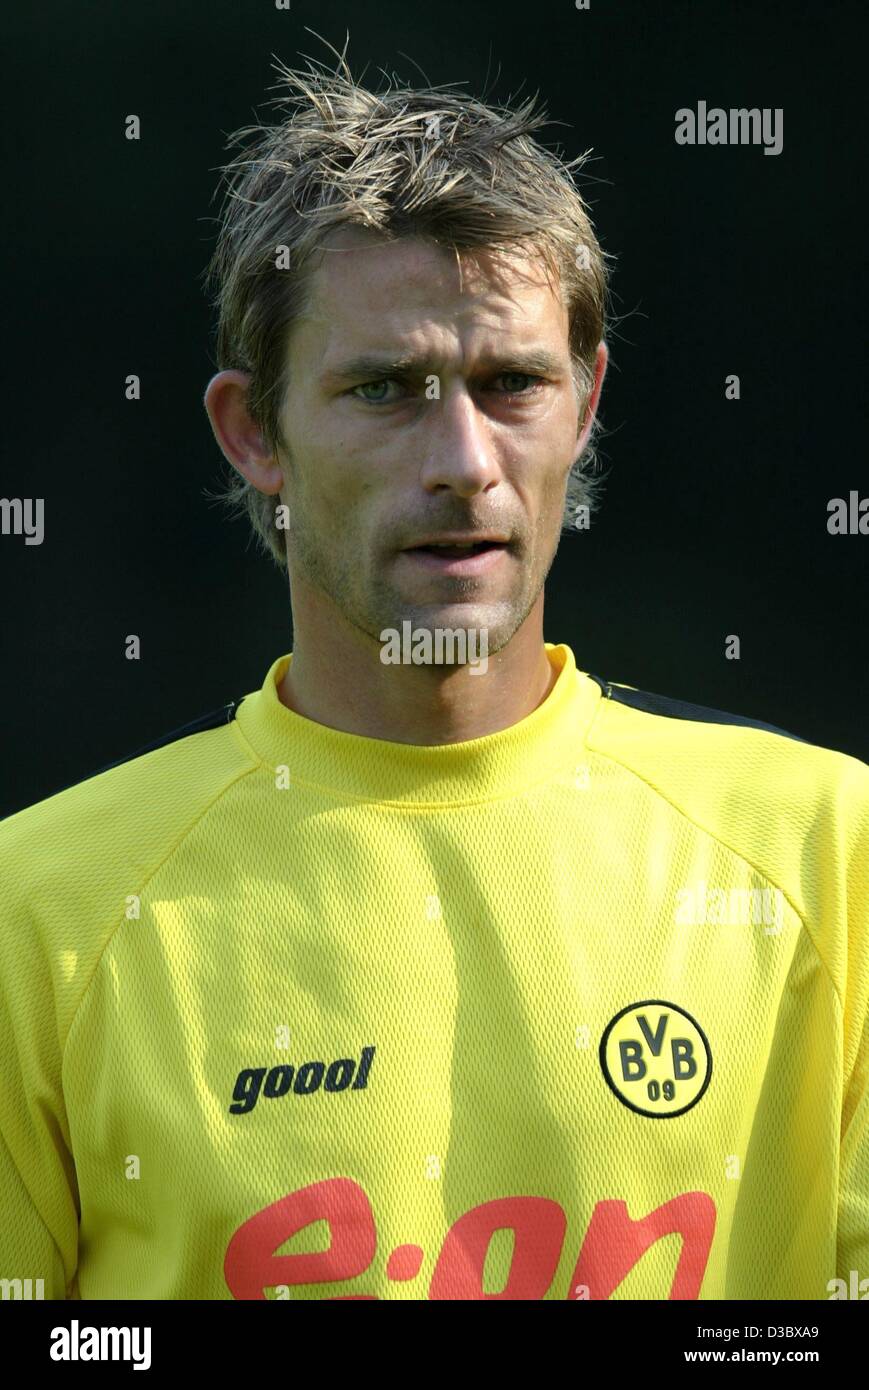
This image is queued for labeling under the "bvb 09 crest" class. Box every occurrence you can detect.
[599,1000,712,1118]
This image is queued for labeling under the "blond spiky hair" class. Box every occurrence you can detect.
[203,35,613,569]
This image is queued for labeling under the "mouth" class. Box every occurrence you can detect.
[399,540,510,575]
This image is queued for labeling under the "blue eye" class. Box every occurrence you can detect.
[498,373,543,395]
[350,373,545,404]
[353,379,400,403]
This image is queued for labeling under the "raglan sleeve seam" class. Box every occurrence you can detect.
[582,735,843,1011]
[60,757,262,1056]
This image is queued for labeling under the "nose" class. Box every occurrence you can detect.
[417,382,502,498]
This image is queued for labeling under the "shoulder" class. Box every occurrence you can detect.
[583,672,869,992]
[584,673,868,808]
[0,696,258,1040]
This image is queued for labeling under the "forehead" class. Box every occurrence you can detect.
[294,227,568,348]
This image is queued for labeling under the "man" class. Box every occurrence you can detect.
[1,54,866,1302]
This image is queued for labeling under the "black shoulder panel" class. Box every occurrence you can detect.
[90,697,244,777]
[585,674,808,745]
[40,697,244,803]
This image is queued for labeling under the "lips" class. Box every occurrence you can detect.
[399,541,510,576]
[410,541,502,558]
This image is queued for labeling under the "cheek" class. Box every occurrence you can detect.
[518,445,573,514]
[289,439,353,514]
[526,463,573,545]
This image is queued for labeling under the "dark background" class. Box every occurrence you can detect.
[2,0,866,818]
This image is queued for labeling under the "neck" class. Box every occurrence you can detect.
[277,594,556,746]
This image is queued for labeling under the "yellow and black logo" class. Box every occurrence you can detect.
[599,1000,712,1118]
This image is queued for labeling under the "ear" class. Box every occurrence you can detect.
[573,340,609,463]
[203,370,284,495]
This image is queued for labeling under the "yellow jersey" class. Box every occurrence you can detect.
[1,643,866,1299]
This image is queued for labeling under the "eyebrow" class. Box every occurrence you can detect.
[320,349,568,386]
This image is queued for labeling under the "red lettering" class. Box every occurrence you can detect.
[224,1177,377,1299]
[566,1193,716,1300]
[428,1196,566,1299]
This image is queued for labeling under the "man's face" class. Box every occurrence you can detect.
[277,227,587,654]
